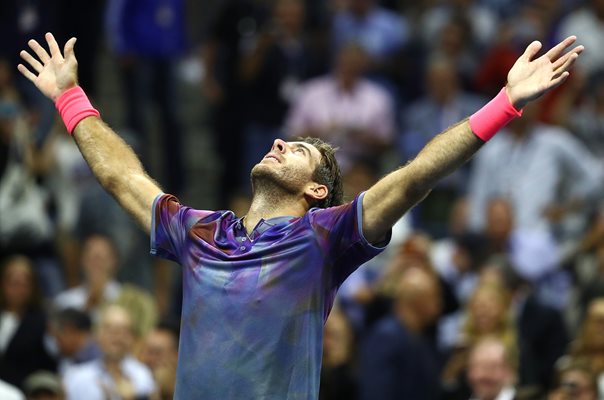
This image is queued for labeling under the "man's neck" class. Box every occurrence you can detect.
[244,191,308,233]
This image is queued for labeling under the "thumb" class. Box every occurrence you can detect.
[64,37,77,60]
[522,40,543,61]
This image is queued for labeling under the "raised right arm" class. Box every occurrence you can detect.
[18,33,162,234]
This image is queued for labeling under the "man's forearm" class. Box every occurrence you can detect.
[404,119,483,198]
[71,116,161,232]
[73,116,147,191]
[362,120,482,243]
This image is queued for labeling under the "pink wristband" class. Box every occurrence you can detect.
[469,88,523,142]
[55,86,100,135]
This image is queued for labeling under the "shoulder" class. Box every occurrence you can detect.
[358,80,392,102]
[299,77,333,97]
[0,380,24,400]
[54,286,86,309]
[64,360,101,380]
[122,357,155,392]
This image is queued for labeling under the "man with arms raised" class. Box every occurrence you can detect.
[17,32,582,399]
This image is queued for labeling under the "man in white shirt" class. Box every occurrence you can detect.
[62,305,155,400]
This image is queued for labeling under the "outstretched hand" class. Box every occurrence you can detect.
[17,32,78,102]
[506,36,584,109]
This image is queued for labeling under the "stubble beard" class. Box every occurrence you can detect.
[250,163,306,202]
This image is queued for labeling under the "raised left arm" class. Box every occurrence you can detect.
[362,36,583,243]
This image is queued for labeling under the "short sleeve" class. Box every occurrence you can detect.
[150,193,213,263]
[308,192,391,285]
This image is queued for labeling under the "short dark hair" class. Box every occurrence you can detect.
[54,308,93,332]
[300,137,343,208]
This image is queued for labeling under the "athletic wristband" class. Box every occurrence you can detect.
[469,87,523,142]
[55,86,100,135]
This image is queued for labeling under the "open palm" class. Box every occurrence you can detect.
[506,36,583,109]
[17,33,78,102]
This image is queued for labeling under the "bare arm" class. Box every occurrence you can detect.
[72,117,162,233]
[18,33,162,234]
[362,37,584,243]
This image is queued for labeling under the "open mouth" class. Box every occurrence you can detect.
[264,154,281,163]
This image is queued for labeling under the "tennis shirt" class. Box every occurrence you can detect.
[151,192,388,399]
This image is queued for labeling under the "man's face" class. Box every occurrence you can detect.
[468,342,512,400]
[97,308,134,362]
[251,139,322,196]
[140,330,177,370]
[81,236,117,284]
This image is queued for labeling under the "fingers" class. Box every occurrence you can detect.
[552,44,584,70]
[19,50,43,73]
[45,32,62,60]
[552,51,580,79]
[549,71,570,91]
[544,35,577,61]
[64,37,77,60]
[28,39,50,64]
[17,64,37,82]
[522,41,543,62]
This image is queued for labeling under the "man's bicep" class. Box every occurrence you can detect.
[117,173,163,235]
[362,167,419,244]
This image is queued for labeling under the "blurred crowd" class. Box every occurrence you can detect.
[1,0,604,399]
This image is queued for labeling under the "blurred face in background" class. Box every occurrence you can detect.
[486,199,514,243]
[81,235,118,286]
[349,0,374,16]
[273,0,305,35]
[396,267,442,329]
[554,369,598,400]
[336,44,369,87]
[97,306,134,362]
[582,298,604,351]
[469,285,509,335]
[426,58,459,105]
[468,339,514,400]
[140,329,178,371]
[1,256,35,312]
[323,309,354,367]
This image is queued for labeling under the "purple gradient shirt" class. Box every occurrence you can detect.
[151,192,387,399]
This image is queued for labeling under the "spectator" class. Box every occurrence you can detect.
[54,233,158,339]
[548,362,599,400]
[22,371,64,400]
[565,298,604,397]
[402,56,484,235]
[442,283,517,399]
[419,0,498,49]
[138,322,178,400]
[480,198,561,289]
[0,94,61,297]
[550,70,604,158]
[499,263,569,394]
[62,305,155,400]
[285,43,395,172]
[49,308,101,375]
[0,256,56,389]
[54,234,121,316]
[359,267,442,400]
[332,0,408,63]
[467,101,604,240]
[320,307,357,400]
[239,0,326,181]
[558,0,604,76]
[467,337,518,400]
[200,0,270,205]
[105,0,188,195]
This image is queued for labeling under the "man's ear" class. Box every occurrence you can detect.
[305,183,328,202]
